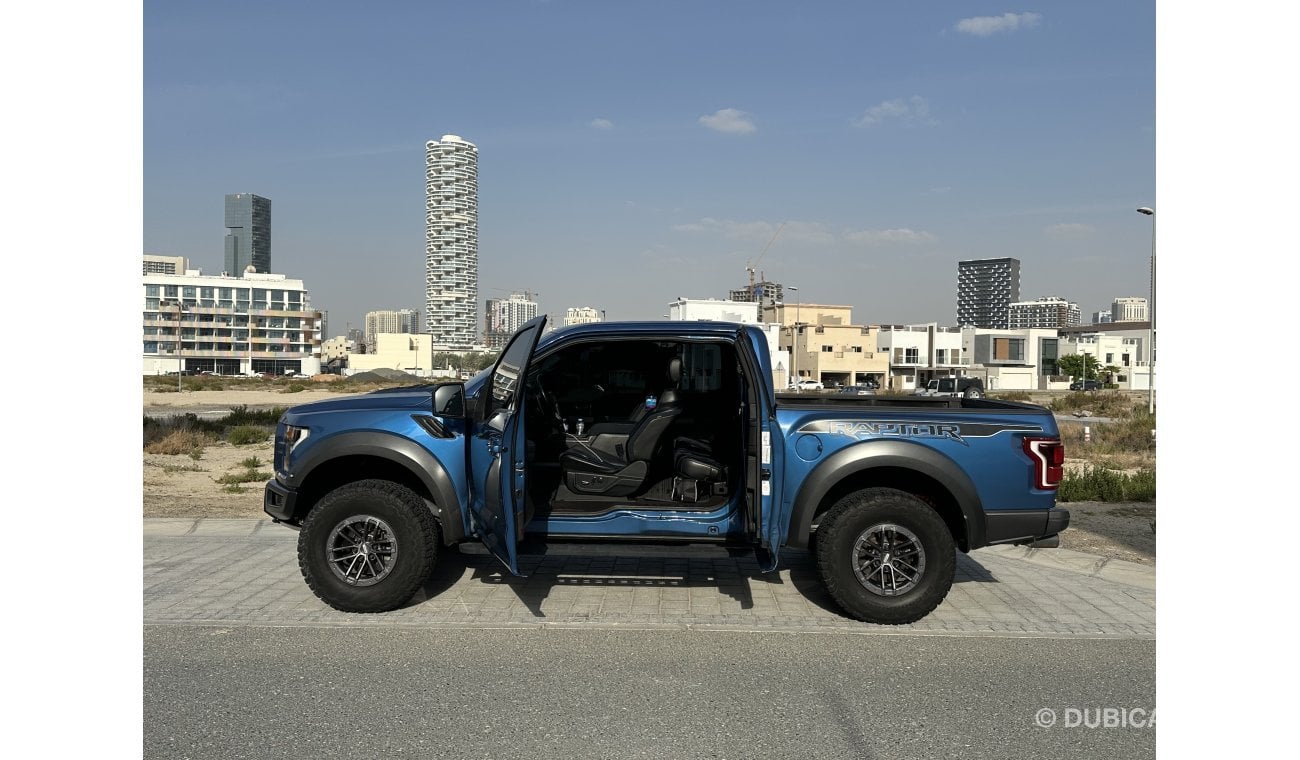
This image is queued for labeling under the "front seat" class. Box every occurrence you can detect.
[559,360,684,497]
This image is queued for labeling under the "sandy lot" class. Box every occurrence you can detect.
[143,388,357,412]
[143,390,1155,565]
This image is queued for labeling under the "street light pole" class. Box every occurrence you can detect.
[787,286,800,387]
[1137,207,1155,414]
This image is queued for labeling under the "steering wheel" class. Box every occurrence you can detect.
[529,384,564,429]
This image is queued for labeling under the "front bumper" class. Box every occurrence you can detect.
[263,478,299,523]
[983,508,1071,547]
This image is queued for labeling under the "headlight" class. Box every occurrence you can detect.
[284,425,310,452]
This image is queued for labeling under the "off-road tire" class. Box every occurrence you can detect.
[298,479,440,613]
[815,487,956,624]
[963,387,983,399]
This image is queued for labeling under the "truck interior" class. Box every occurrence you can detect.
[522,338,750,518]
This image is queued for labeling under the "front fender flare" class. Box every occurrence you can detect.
[291,431,463,543]
[786,439,985,550]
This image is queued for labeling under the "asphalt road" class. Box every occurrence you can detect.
[144,625,1155,759]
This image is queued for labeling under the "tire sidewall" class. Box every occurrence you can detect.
[818,490,955,623]
[299,481,438,613]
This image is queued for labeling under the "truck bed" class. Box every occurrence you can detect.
[773,394,1049,413]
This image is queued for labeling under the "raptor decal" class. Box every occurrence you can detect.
[797,419,1043,446]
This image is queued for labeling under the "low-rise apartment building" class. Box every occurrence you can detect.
[142,267,322,376]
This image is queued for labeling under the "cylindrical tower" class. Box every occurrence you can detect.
[425,135,479,347]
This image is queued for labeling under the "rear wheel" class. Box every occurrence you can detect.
[298,479,440,613]
[815,488,955,624]
[963,387,983,399]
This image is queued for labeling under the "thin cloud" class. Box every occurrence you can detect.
[1045,222,1095,239]
[590,118,614,130]
[843,228,937,246]
[699,108,757,135]
[853,96,936,128]
[955,12,1042,37]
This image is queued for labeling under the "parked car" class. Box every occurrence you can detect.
[838,385,876,396]
[793,379,824,390]
[266,317,1068,625]
[913,377,985,399]
[1069,379,1103,391]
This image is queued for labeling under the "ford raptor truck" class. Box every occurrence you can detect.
[264,317,1068,624]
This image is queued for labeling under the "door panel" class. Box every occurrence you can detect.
[467,316,546,575]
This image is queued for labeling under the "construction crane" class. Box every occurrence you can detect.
[745,221,786,297]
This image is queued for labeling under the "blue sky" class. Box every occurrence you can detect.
[144,1,1155,335]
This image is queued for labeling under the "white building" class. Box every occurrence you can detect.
[668,297,760,323]
[364,309,418,350]
[958,327,1067,391]
[142,267,322,376]
[1007,296,1081,329]
[1091,311,1113,324]
[143,254,189,275]
[666,298,791,389]
[563,306,604,326]
[1057,324,1153,391]
[321,336,355,366]
[425,135,479,348]
[347,333,440,378]
[1111,297,1149,323]
[484,292,539,349]
[876,324,968,392]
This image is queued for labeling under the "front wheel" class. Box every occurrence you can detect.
[298,479,440,613]
[815,488,956,624]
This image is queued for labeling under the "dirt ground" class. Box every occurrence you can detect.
[143,390,1156,566]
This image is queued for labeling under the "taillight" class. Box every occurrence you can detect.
[1022,437,1065,490]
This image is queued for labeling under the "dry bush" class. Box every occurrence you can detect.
[145,429,215,456]
[1048,391,1137,418]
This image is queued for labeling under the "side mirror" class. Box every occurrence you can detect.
[432,382,466,418]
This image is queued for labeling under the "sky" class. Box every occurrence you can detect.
[144,0,1155,336]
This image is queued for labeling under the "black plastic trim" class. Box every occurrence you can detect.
[786,439,985,550]
[263,478,296,522]
[292,431,464,543]
[984,508,1072,545]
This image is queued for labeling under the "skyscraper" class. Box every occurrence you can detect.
[425,135,479,348]
[364,308,419,351]
[957,257,1020,328]
[484,292,539,350]
[224,193,271,275]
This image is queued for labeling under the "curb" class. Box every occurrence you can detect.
[975,545,1155,590]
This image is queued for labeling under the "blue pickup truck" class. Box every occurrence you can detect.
[265,317,1068,624]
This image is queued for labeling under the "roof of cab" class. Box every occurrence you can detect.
[535,320,755,352]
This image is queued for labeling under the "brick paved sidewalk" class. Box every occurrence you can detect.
[144,519,1154,638]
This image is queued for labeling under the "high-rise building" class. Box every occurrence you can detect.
[224,193,272,275]
[143,254,189,275]
[1008,297,1081,329]
[1111,297,1149,323]
[484,292,538,350]
[425,135,479,348]
[1091,311,1113,324]
[563,306,604,326]
[364,309,419,350]
[957,257,1020,329]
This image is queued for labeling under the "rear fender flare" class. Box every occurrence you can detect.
[786,439,984,550]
